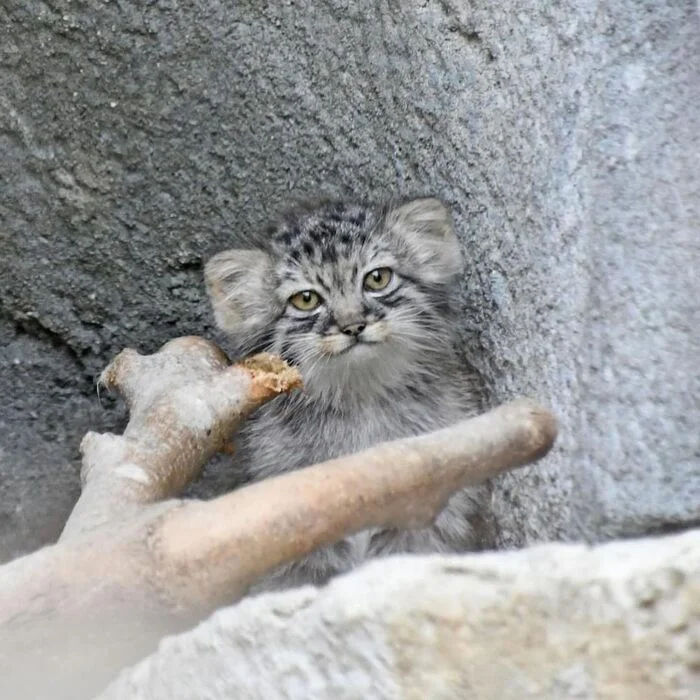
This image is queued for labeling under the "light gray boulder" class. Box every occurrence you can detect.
[101,529,700,699]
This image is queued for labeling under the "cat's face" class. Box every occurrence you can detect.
[206,197,463,404]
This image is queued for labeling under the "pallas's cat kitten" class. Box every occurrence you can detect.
[205,196,492,591]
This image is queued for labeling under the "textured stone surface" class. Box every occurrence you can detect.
[1,1,699,559]
[100,530,700,699]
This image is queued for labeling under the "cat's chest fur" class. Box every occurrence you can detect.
[237,373,476,482]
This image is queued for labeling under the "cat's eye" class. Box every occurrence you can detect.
[363,267,393,292]
[289,290,322,312]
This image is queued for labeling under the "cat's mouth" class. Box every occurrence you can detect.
[335,338,381,356]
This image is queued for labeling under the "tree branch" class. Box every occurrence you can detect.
[158,398,555,607]
[0,336,557,700]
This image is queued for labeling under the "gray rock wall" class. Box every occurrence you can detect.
[1,0,698,560]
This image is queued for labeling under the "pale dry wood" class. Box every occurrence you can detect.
[0,335,557,700]
[61,337,300,538]
[158,398,556,606]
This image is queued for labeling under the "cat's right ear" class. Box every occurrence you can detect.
[204,249,280,336]
[383,197,463,283]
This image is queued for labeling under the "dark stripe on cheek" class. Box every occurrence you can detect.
[292,316,318,333]
[380,294,404,308]
[376,283,403,302]
[319,313,335,334]
[434,298,453,316]
[415,285,453,315]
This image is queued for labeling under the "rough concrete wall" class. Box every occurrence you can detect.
[100,530,700,699]
[1,1,698,560]
[571,2,700,539]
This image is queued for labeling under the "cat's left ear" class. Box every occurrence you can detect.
[384,197,463,282]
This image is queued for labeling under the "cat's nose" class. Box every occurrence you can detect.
[341,322,366,337]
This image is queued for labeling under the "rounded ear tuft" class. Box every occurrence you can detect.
[204,249,277,336]
[384,197,463,281]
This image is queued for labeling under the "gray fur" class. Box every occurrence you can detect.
[205,196,493,592]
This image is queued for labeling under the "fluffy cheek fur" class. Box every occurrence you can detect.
[270,296,449,405]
